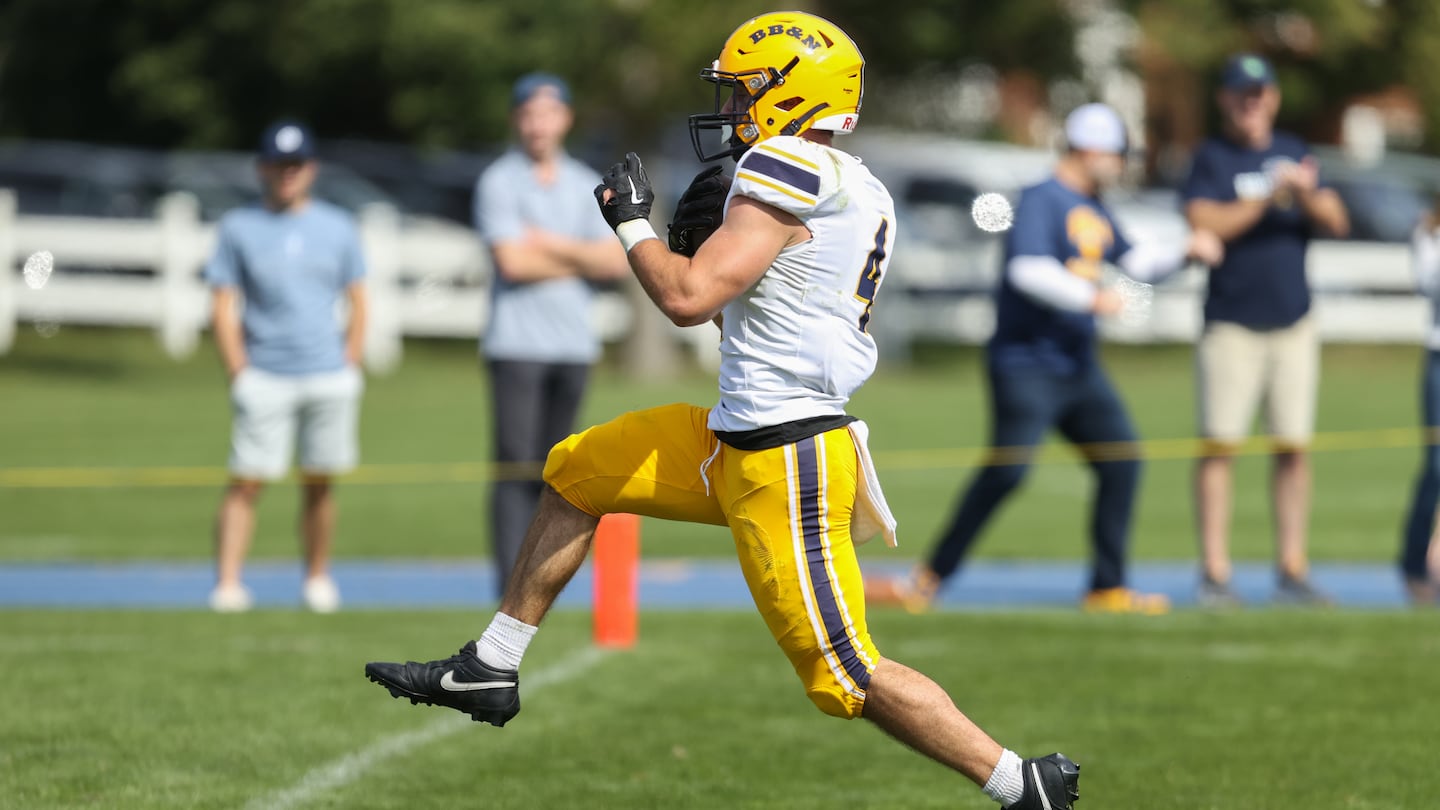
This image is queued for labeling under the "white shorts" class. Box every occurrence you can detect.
[1196,315,1318,450]
[229,366,363,480]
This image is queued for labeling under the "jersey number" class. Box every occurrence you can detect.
[853,218,889,333]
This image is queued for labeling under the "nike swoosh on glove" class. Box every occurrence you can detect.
[594,151,655,230]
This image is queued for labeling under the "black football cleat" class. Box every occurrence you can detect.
[364,641,520,727]
[1007,753,1080,810]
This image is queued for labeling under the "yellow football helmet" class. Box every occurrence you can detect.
[689,11,865,162]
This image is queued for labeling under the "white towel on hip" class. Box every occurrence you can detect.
[847,420,898,547]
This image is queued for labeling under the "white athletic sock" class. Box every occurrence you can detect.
[982,749,1025,807]
[473,612,537,671]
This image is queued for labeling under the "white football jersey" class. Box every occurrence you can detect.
[708,135,897,434]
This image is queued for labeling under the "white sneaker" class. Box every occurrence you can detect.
[210,583,253,613]
[302,576,341,613]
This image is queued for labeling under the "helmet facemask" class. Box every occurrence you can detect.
[688,59,803,163]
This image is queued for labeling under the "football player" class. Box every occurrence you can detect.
[366,12,1079,809]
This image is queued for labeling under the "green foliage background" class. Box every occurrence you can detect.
[1129,0,1434,141]
[3,0,1432,151]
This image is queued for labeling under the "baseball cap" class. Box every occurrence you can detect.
[511,72,571,109]
[1220,53,1276,90]
[1064,103,1129,155]
[258,120,316,161]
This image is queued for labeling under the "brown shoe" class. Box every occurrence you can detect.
[1081,587,1171,615]
[865,567,940,614]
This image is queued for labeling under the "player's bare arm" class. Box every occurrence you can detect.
[628,196,804,326]
[593,151,805,327]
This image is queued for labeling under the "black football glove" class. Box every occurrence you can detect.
[667,165,732,257]
[593,151,655,231]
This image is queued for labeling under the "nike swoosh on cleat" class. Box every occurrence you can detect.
[439,671,517,692]
[1031,762,1054,810]
[628,177,642,204]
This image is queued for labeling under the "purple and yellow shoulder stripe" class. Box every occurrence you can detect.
[737,143,822,205]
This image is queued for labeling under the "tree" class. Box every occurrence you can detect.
[1126,0,1436,146]
[3,1,1436,153]
[0,0,791,152]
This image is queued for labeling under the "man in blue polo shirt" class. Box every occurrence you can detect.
[473,73,628,594]
[869,103,1223,614]
[1183,54,1349,606]
[206,120,368,613]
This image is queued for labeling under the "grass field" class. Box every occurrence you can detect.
[0,326,1430,565]
[4,329,1440,809]
[2,608,1437,809]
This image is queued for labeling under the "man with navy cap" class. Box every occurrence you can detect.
[1183,54,1350,607]
[204,120,369,613]
[472,73,628,593]
[869,103,1223,614]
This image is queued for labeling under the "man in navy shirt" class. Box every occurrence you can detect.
[1183,54,1349,606]
[870,104,1223,614]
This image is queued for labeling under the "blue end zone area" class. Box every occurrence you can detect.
[0,559,1409,609]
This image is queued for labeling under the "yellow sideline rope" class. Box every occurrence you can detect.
[0,426,1434,490]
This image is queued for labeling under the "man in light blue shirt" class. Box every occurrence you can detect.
[473,73,627,592]
[205,120,368,613]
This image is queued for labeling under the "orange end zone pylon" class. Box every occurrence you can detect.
[593,512,640,648]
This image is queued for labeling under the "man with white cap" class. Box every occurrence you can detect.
[870,103,1223,614]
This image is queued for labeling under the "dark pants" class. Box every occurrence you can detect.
[926,360,1142,592]
[1401,350,1440,581]
[486,359,590,596]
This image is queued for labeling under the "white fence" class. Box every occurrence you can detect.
[0,188,1429,371]
[0,190,634,373]
[876,239,1426,353]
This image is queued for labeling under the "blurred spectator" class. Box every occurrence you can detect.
[205,120,368,613]
[473,73,627,594]
[867,103,1221,614]
[1400,207,1440,605]
[1182,54,1350,606]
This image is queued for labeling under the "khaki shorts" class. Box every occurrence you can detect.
[229,366,364,480]
[1196,315,1318,451]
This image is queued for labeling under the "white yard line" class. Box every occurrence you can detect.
[247,646,607,810]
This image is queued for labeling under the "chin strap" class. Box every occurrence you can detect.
[780,102,831,137]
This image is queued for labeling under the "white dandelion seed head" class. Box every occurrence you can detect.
[23,250,54,290]
[971,193,1014,233]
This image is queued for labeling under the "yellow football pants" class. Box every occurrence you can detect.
[544,403,880,719]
